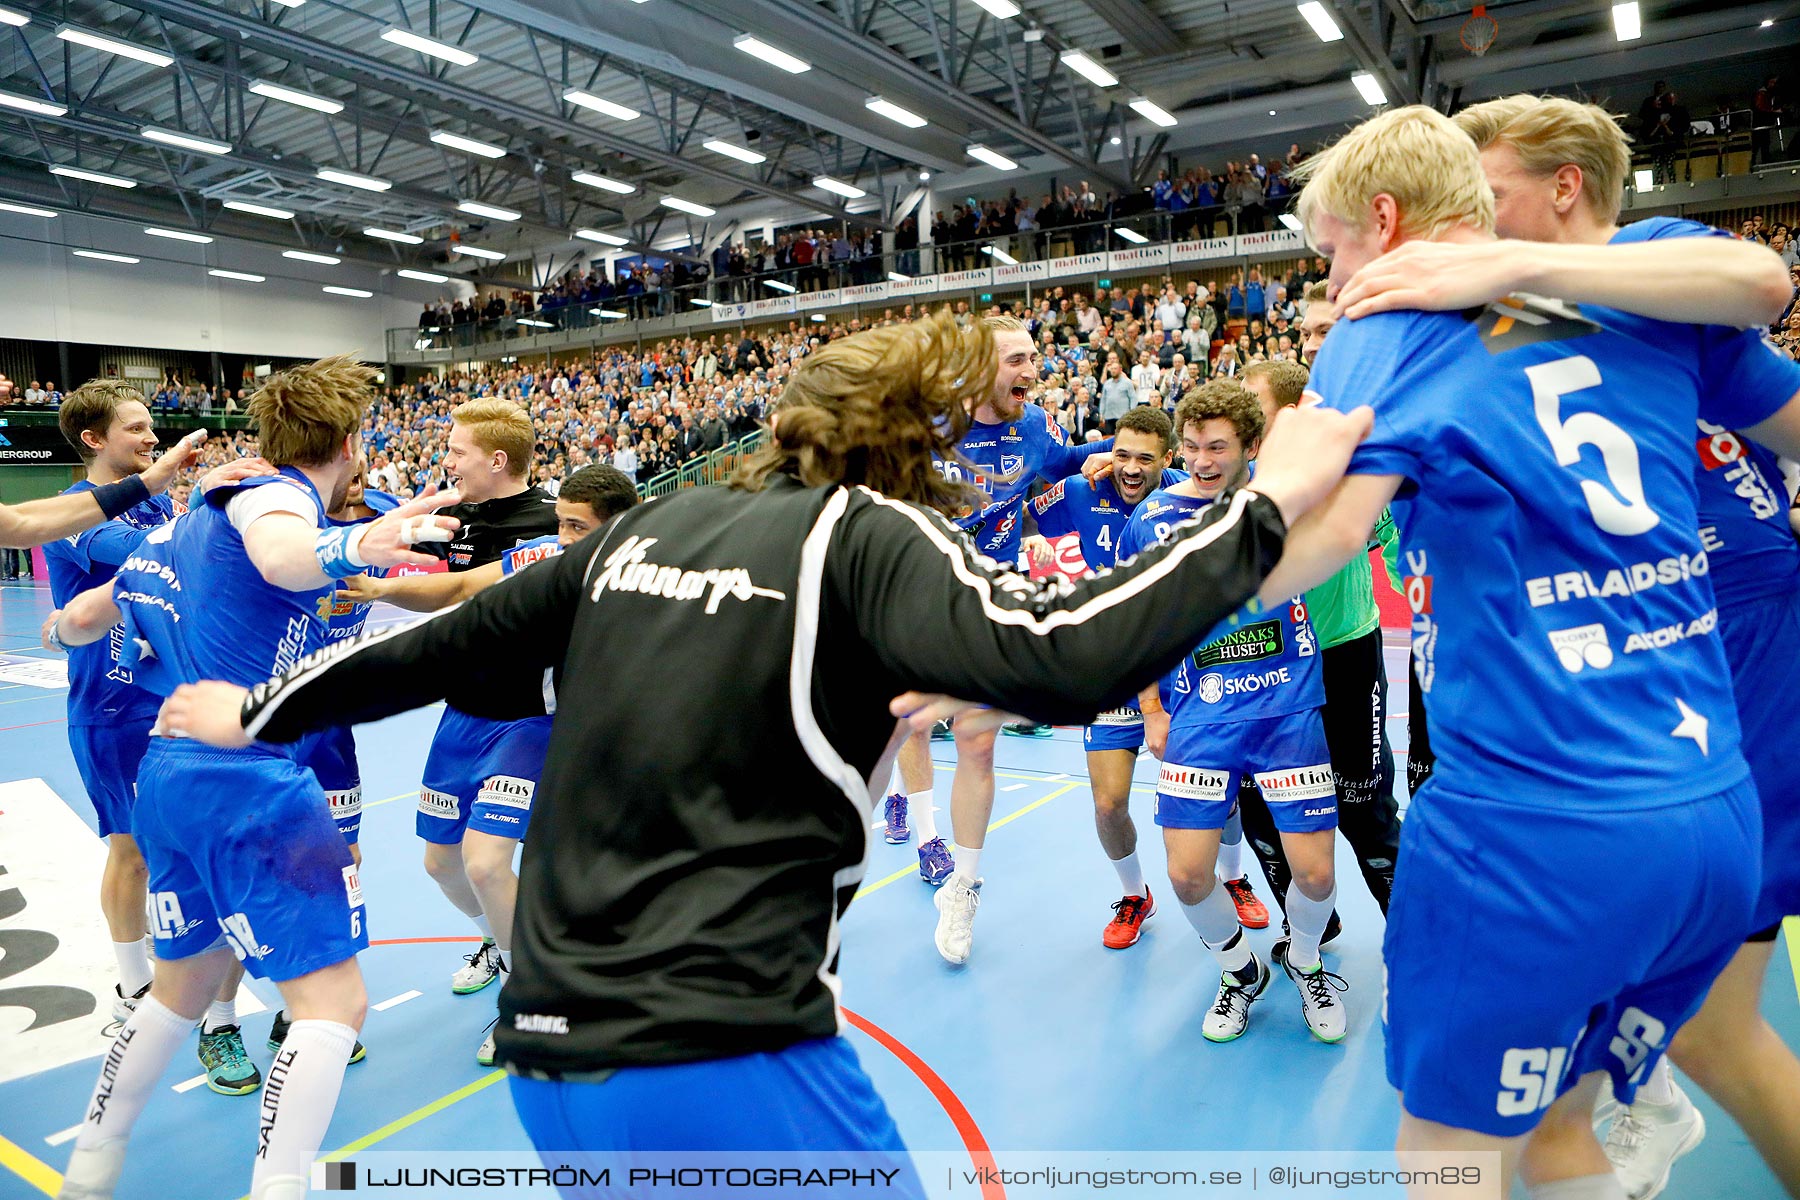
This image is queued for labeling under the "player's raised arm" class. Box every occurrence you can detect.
[0,430,206,548]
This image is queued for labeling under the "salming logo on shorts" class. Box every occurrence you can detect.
[1255,764,1336,805]
[478,775,536,811]
[1157,763,1229,802]
[418,788,459,819]
[326,788,362,819]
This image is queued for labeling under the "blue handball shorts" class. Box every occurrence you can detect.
[1719,590,1800,934]
[132,737,368,983]
[509,1037,923,1200]
[1383,779,1759,1137]
[1154,708,1338,833]
[417,707,553,844]
[301,726,363,845]
[68,717,155,839]
[1084,701,1145,753]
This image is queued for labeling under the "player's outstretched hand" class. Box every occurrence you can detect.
[358,487,462,570]
[1021,535,1055,569]
[334,573,391,606]
[140,430,209,494]
[1144,708,1170,760]
[197,456,276,496]
[1246,403,1374,527]
[1335,240,1523,319]
[889,692,1024,738]
[158,681,253,748]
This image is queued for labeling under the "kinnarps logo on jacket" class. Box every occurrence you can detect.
[591,536,788,613]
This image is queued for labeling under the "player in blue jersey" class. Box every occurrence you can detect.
[335,464,636,1064]
[1030,404,1264,950]
[44,381,271,1097]
[1269,106,1800,1198]
[1118,382,1347,1044]
[913,313,1114,964]
[1333,94,1800,1200]
[46,356,461,1200]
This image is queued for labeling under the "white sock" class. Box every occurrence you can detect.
[252,1020,358,1193]
[497,949,512,974]
[112,940,153,997]
[1179,887,1251,974]
[201,998,237,1034]
[75,995,192,1151]
[251,1176,311,1200]
[953,844,982,880]
[1284,881,1337,973]
[1636,1056,1676,1107]
[1527,1175,1628,1200]
[1217,820,1244,882]
[472,913,494,942]
[909,791,938,843]
[1110,851,1147,897]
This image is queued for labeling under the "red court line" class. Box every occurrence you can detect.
[843,1008,1005,1200]
[370,936,485,945]
[0,718,65,734]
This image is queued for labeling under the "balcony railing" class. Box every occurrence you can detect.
[387,204,1307,362]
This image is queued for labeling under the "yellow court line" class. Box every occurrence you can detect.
[855,782,1080,901]
[364,788,417,810]
[0,1131,58,1197]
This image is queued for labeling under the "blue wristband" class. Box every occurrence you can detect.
[313,525,368,579]
[93,475,151,520]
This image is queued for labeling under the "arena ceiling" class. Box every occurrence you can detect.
[0,0,1790,284]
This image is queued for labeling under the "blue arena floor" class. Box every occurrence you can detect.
[0,576,1794,1200]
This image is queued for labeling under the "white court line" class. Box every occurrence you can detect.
[371,990,422,1012]
[1001,783,1027,792]
[44,1123,82,1147]
[171,1073,209,1093]
[1044,773,1070,781]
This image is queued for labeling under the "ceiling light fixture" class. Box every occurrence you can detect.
[458,199,522,222]
[562,89,640,121]
[0,7,30,26]
[209,269,266,282]
[1113,227,1148,244]
[73,250,139,263]
[0,89,67,117]
[733,34,810,74]
[364,226,424,244]
[703,139,767,164]
[284,250,341,264]
[1296,2,1345,42]
[224,200,295,219]
[324,285,373,297]
[574,228,630,246]
[248,79,344,114]
[379,27,478,67]
[397,269,448,283]
[966,144,1018,171]
[55,24,173,68]
[317,167,391,192]
[661,196,717,216]
[141,126,231,155]
[971,0,1021,16]
[1059,50,1118,87]
[814,176,866,199]
[572,171,636,195]
[1351,71,1387,105]
[453,245,506,260]
[430,130,506,158]
[0,200,56,217]
[1128,97,1177,127]
[144,227,213,243]
[764,278,797,293]
[1612,1,1641,40]
[49,165,136,188]
[865,96,928,128]
[981,244,1018,265]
